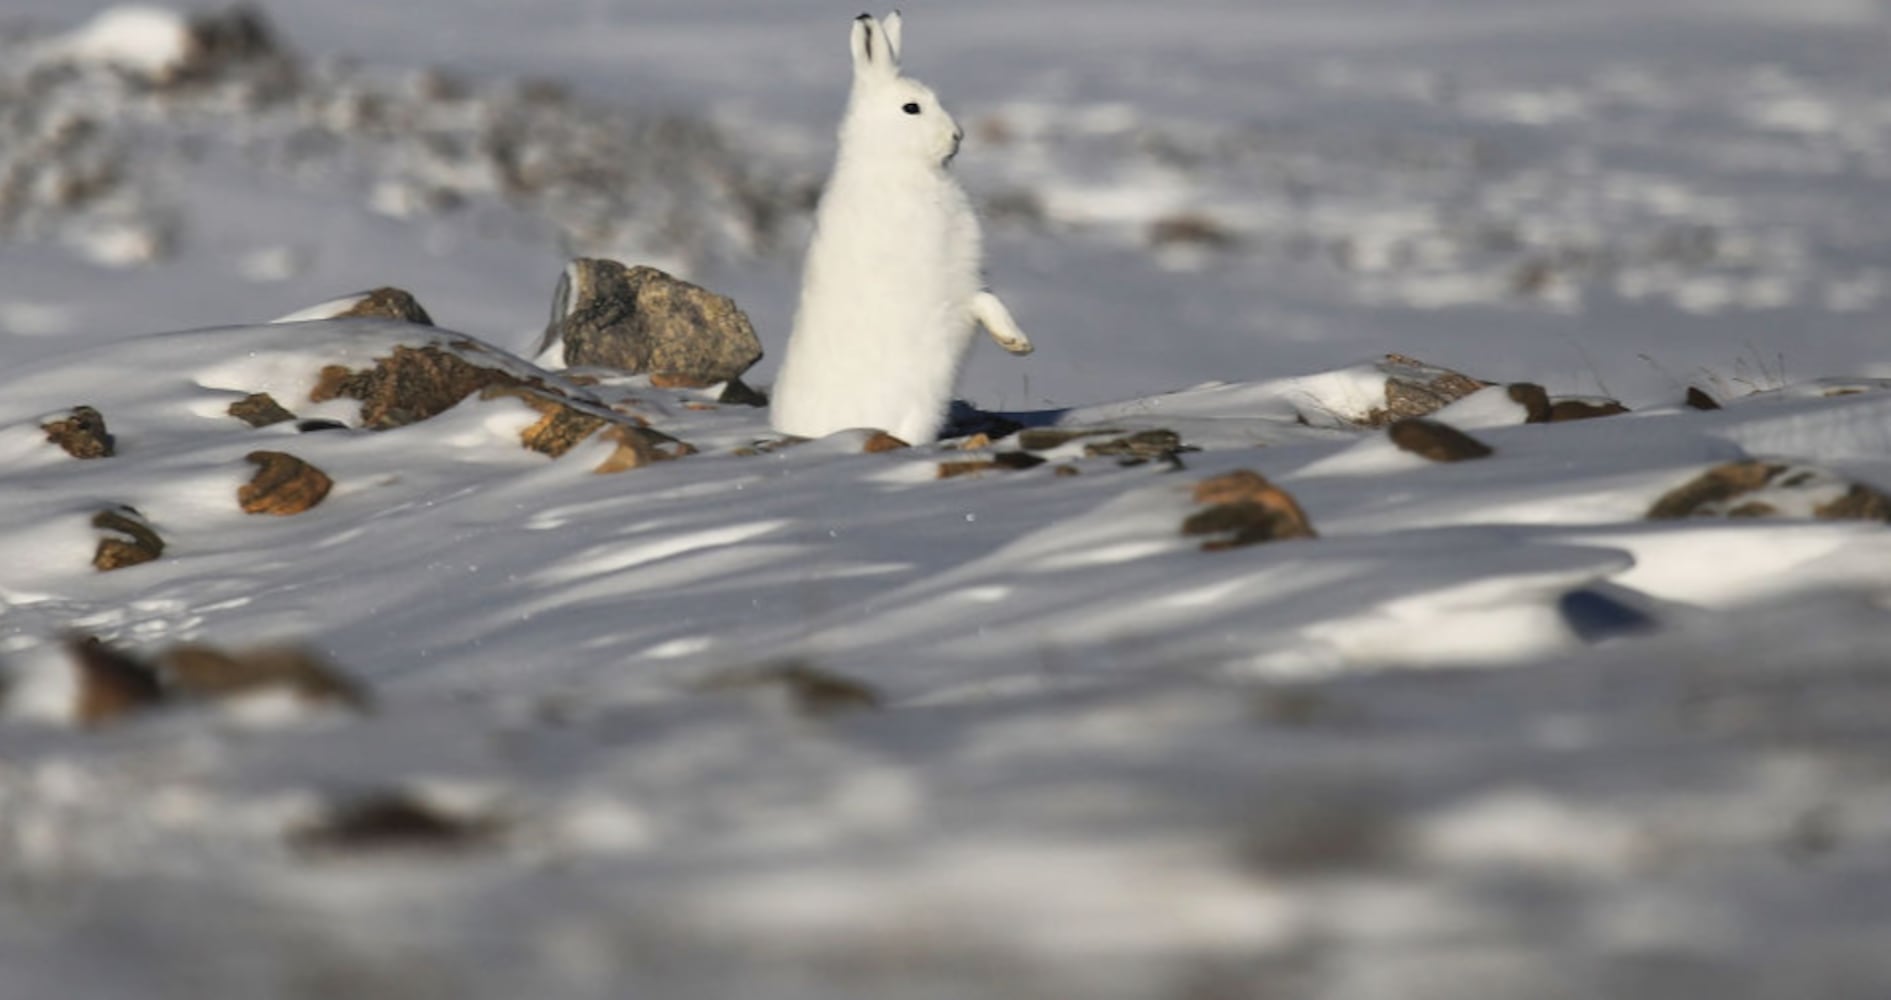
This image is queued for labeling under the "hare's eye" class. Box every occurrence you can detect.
[902,102,921,115]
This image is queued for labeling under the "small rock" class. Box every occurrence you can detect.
[1388,418,1493,462]
[42,405,115,459]
[1506,383,1552,423]
[289,791,501,856]
[1184,470,1317,550]
[937,452,1043,479]
[1685,387,1721,411]
[698,662,882,718]
[1546,399,1629,422]
[93,506,164,571]
[1815,485,1891,522]
[68,636,166,727]
[957,433,992,451]
[1053,465,1082,478]
[296,419,348,434]
[592,423,695,474]
[239,451,333,515]
[1648,461,1783,519]
[648,372,718,389]
[863,431,910,454]
[228,392,296,428]
[161,644,368,711]
[1083,429,1191,463]
[333,287,435,325]
[1149,213,1238,250]
[1364,355,1490,427]
[543,259,762,384]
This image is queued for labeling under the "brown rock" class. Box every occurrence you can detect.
[1184,470,1317,550]
[93,507,164,571]
[289,791,501,856]
[698,662,883,718]
[1815,485,1891,522]
[161,644,368,711]
[1388,418,1493,462]
[1648,461,1785,519]
[69,636,166,726]
[309,343,513,429]
[228,392,295,427]
[239,451,333,515]
[648,371,718,389]
[311,342,695,471]
[1685,387,1721,411]
[42,405,114,459]
[1053,464,1082,478]
[1083,429,1189,462]
[592,424,695,474]
[863,431,910,454]
[1017,427,1116,451]
[1364,355,1490,427]
[333,287,435,325]
[1546,399,1630,422]
[938,460,996,480]
[543,259,763,383]
[1149,213,1238,250]
[1507,383,1552,423]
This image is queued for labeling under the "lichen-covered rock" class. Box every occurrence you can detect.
[1388,418,1493,462]
[543,259,762,383]
[1184,470,1317,550]
[228,392,296,427]
[1083,429,1190,462]
[239,451,333,515]
[93,506,164,571]
[42,405,115,459]
[308,342,692,471]
[479,384,693,471]
[276,287,435,326]
[1364,354,1491,427]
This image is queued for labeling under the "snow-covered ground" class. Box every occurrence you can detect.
[5,2,1891,997]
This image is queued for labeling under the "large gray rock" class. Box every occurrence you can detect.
[541,259,762,384]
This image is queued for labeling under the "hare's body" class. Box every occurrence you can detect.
[770,13,1031,445]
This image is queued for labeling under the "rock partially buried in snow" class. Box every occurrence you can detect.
[1647,460,1891,522]
[161,644,368,711]
[239,450,333,515]
[92,506,164,570]
[306,340,694,469]
[42,405,115,459]
[542,259,762,384]
[1545,398,1629,422]
[1185,470,1317,550]
[69,636,168,726]
[1364,354,1490,427]
[1388,418,1493,462]
[862,431,910,453]
[227,392,296,427]
[274,286,435,326]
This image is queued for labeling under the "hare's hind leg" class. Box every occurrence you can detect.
[972,291,1033,355]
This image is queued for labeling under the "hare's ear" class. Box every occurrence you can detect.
[850,14,895,80]
[881,11,903,64]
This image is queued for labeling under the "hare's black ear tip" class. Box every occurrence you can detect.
[855,13,873,21]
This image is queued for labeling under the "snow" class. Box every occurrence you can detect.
[3,2,1891,997]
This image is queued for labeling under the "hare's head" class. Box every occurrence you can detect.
[842,12,964,168]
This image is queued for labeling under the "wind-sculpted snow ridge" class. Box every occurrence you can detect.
[3,318,1891,997]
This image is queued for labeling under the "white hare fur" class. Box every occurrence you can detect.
[770,12,1032,445]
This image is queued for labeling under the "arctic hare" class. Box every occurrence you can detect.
[770,12,1032,445]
